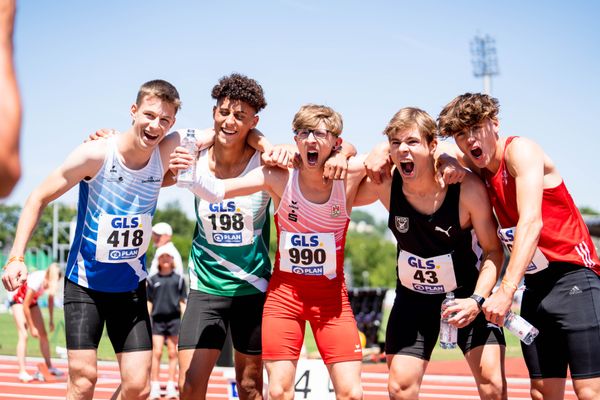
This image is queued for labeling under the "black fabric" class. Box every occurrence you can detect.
[178,289,265,355]
[63,279,152,353]
[521,263,600,379]
[147,272,187,321]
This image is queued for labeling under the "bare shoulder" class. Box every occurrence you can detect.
[459,171,488,201]
[504,136,544,163]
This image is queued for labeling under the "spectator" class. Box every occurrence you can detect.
[149,222,184,276]
[9,263,63,381]
[147,246,187,400]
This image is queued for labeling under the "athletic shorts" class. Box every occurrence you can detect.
[152,318,181,337]
[63,279,152,353]
[521,263,600,379]
[178,289,265,355]
[262,276,363,364]
[385,285,505,360]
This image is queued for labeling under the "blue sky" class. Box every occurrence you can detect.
[5,0,600,221]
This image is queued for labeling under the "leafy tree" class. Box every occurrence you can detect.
[580,206,599,216]
[150,201,196,268]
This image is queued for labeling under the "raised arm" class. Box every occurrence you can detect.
[0,0,21,197]
[2,142,105,290]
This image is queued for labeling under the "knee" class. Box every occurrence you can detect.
[120,377,150,400]
[388,380,418,400]
[268,383,293,400]
[336,384,363,400]
[477,375,506,400]
[574,386,600,400]
[237,374,261,398]
[179,379,201,400]
[68,365,98,395]
[152,347,163,359]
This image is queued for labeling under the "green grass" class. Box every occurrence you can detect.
[0,308,524,363]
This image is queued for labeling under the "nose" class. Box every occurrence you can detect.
[224,113,236,126]
[149,117,160,129]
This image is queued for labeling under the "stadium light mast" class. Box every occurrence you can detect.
[470,34,499,94]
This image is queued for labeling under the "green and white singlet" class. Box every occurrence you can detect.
[189,148,272,296]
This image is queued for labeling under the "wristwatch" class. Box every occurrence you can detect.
[469,294,485,310]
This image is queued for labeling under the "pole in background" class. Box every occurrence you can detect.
[470,34,499,95]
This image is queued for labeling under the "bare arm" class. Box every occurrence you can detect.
[2,142,105,290]
[445,174,504,328]
[484,138,545,324]
[0,0,21,197]
[22,289,38,337]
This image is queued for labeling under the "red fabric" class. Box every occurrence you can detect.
[482,136,600,274]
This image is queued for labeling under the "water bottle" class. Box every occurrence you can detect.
[177,129,197,188]
[439,292,458,349]
[503,311,539,345]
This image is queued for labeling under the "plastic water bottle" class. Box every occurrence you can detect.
[439,292,458,349]
[177,129,197,188]
[504,311,539,345]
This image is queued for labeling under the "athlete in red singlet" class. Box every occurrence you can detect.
[170,104,368,400]
[438,93,600,400]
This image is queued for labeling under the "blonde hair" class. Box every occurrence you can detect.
[383,107,436,143]
[292,104,343,136]
[135,79,182,113]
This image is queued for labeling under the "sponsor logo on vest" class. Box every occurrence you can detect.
[109,248,139,260]
[292,266,323,275]
[413,284,444,293]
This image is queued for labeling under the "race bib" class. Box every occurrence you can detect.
[279,232,337,278]
[397,250,456,294]
[96,213,152,263]
[497,227,549,274]
[199,198,254,247]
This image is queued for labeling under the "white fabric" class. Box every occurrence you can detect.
[148,241,184,276]
[190,174,225,203]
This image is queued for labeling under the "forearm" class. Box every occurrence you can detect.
[10,193,48,257]
[247,128,271,153]
[503,217,543,288]
[473,249,504,297]
[48,295,54,325]
[179,301,186,316]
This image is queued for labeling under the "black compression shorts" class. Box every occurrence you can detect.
[178,289,265,355]
[63,279,152,353]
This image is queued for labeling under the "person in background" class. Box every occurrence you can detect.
[147,246,187,400]
[149,222,184,276]
[0,0,22,197]
[9,263,63,382]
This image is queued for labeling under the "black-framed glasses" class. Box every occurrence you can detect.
[294,129,330,139]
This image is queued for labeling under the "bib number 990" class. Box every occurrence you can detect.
[289,248,326,265]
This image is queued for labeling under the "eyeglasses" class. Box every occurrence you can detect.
[294,129,331,139]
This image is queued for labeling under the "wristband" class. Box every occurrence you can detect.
[469,294,485,310]
[3,256,24,270]
[501,279,518,291]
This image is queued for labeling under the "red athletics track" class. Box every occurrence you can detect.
[0,355,576,399]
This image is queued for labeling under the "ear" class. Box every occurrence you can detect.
[250,115,259,130]
[334,136,342,148]
[490,117,500,134]
[212,105,217,118]
[130,103,138,119]
[429,138,438,155]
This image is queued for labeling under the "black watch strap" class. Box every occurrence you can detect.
[469,294,485,309]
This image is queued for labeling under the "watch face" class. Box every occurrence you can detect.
[470,295,485,308]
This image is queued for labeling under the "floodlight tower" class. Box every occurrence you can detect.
[470,34,499,94]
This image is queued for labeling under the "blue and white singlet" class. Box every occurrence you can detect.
[65,136,163,292]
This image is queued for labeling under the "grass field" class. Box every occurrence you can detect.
[0,307,524,363]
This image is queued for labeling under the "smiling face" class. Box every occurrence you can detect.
[389,126,437,181]
[130,95,177,150]
[212,97,258,146]
[452,117,499,170]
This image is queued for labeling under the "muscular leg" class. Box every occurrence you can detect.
[67,349,98,400]
[265,360,297,400]
[30,305,53,368]
[11,304,29,375]
[529,378,566,400]
[572,377,600,400]
[178,348,220,400]
[386,354,428,400]
[115,350,152,400]
[151,335,165,383]
[234,351,263,400]
[327,360,362,400]
[464,344,507,400]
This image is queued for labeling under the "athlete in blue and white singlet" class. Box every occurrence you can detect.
[66,136,163,292]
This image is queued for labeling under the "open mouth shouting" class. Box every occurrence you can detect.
[470,146,483,160]
[399,160,415,176]
[307,150,319,166]
[143,129,159,142]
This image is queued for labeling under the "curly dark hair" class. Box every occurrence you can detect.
[437,93,499,137]
[211,73,267,113]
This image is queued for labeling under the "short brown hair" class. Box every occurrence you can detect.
[292,104,343,136]
[383,107,436,143]
[437,93,499,137]
[136,79,181,113]
[211,73,267,113]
